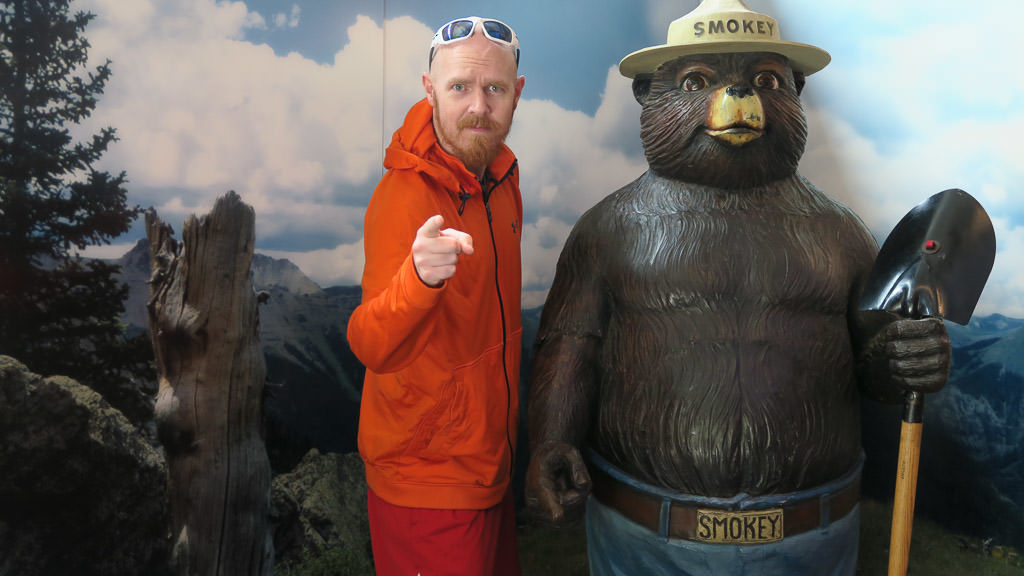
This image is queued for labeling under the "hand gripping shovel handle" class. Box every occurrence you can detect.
[857,188,996,576]
[888,391,924,576]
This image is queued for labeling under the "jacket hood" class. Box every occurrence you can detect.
[383,98,517,196]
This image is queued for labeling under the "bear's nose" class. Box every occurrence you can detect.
[726,84,754,98]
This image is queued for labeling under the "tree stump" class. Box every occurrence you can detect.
[146,192,272,576]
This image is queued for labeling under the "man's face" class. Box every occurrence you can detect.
[423,32,524,177]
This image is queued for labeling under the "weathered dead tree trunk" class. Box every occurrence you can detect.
[146,191,273,576]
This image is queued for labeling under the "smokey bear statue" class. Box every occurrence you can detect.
[525,1,950,575]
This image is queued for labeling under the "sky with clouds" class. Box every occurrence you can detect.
[72,0,1023,317]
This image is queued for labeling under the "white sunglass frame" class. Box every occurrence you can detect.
[428,16,520,68]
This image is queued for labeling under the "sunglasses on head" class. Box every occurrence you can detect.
[429,16,520,69]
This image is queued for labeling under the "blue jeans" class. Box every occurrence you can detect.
[584,450,861,576]
[587,497,859,575]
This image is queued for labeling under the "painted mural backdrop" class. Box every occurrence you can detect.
[72,0,1024,549]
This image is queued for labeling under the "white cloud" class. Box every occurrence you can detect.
[801,109,1024,318]
[262,240,365,289]
[521,216,575,309]
[273,4,300,29]
[512,97,644,220]
[977,219,1024,318]
[766,0,1024,318]
[100,38,331,195]
[81,0,267,42]
[504,68,647,306]
[71,0,1023,319]
[72,0,649,301]
[76,2,433,247]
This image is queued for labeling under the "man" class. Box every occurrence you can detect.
[347,16,526,575]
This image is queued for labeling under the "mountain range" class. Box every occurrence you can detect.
[116,239,364,471]
[113,239,1024,548]
[862,313,1024,549]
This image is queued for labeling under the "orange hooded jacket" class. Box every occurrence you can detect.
[348,98,522,510]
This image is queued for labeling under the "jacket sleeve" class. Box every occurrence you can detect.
[347,173,446,374]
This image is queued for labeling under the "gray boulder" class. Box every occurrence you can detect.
[270,449,372,570]
[0,356,169,576]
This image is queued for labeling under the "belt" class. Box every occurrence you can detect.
[590,459,860,545]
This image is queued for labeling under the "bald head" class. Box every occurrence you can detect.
[428,16,520,73]
[429,29,519,76]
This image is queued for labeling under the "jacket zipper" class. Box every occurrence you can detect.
[481,161,517,482]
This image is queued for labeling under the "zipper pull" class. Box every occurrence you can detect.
[457,191,470,215]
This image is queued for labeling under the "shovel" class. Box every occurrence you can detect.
[857,188,996,576]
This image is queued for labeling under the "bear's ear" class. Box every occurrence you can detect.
[794,71,806,96]
[632,76,652,105]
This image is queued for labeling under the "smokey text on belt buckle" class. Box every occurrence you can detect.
[695,508,784,544]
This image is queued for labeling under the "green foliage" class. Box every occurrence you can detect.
[274,547,374,576]
[0,0,152,421]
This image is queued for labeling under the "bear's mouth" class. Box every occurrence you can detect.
[705,124,763,146]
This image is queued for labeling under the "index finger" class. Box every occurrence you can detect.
[534,476,565,522]
[440,228,474,255]
[569,452,591,490]
[889,317,945,339]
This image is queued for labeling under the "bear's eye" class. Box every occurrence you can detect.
[680,73,707,92]
[753,71,780,90]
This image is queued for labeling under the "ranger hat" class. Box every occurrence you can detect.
[619,0,830,79]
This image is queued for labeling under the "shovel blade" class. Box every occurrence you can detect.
[858,189,996,325]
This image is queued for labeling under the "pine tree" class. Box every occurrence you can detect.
[0,0,153,422]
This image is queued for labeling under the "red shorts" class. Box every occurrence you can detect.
[367,487,522,576]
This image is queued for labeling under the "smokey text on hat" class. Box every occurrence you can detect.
[694,18,775,38]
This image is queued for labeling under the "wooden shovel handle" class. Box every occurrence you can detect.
[888,410,924,576]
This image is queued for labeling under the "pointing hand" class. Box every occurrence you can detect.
[412,215,474,287]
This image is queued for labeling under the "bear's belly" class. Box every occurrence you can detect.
[585,189,874,496]
[593,308,862,496]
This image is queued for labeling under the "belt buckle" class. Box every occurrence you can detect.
[695,508,784,544]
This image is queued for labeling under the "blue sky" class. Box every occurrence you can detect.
[73,0,1024,317]
[239,0,651,115]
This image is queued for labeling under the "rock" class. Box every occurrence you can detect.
[0,356,169,576]
[270,449,371,569]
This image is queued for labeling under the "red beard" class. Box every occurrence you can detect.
[434,105,509,175]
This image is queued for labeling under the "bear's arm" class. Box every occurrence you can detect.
[528,219,609,450]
